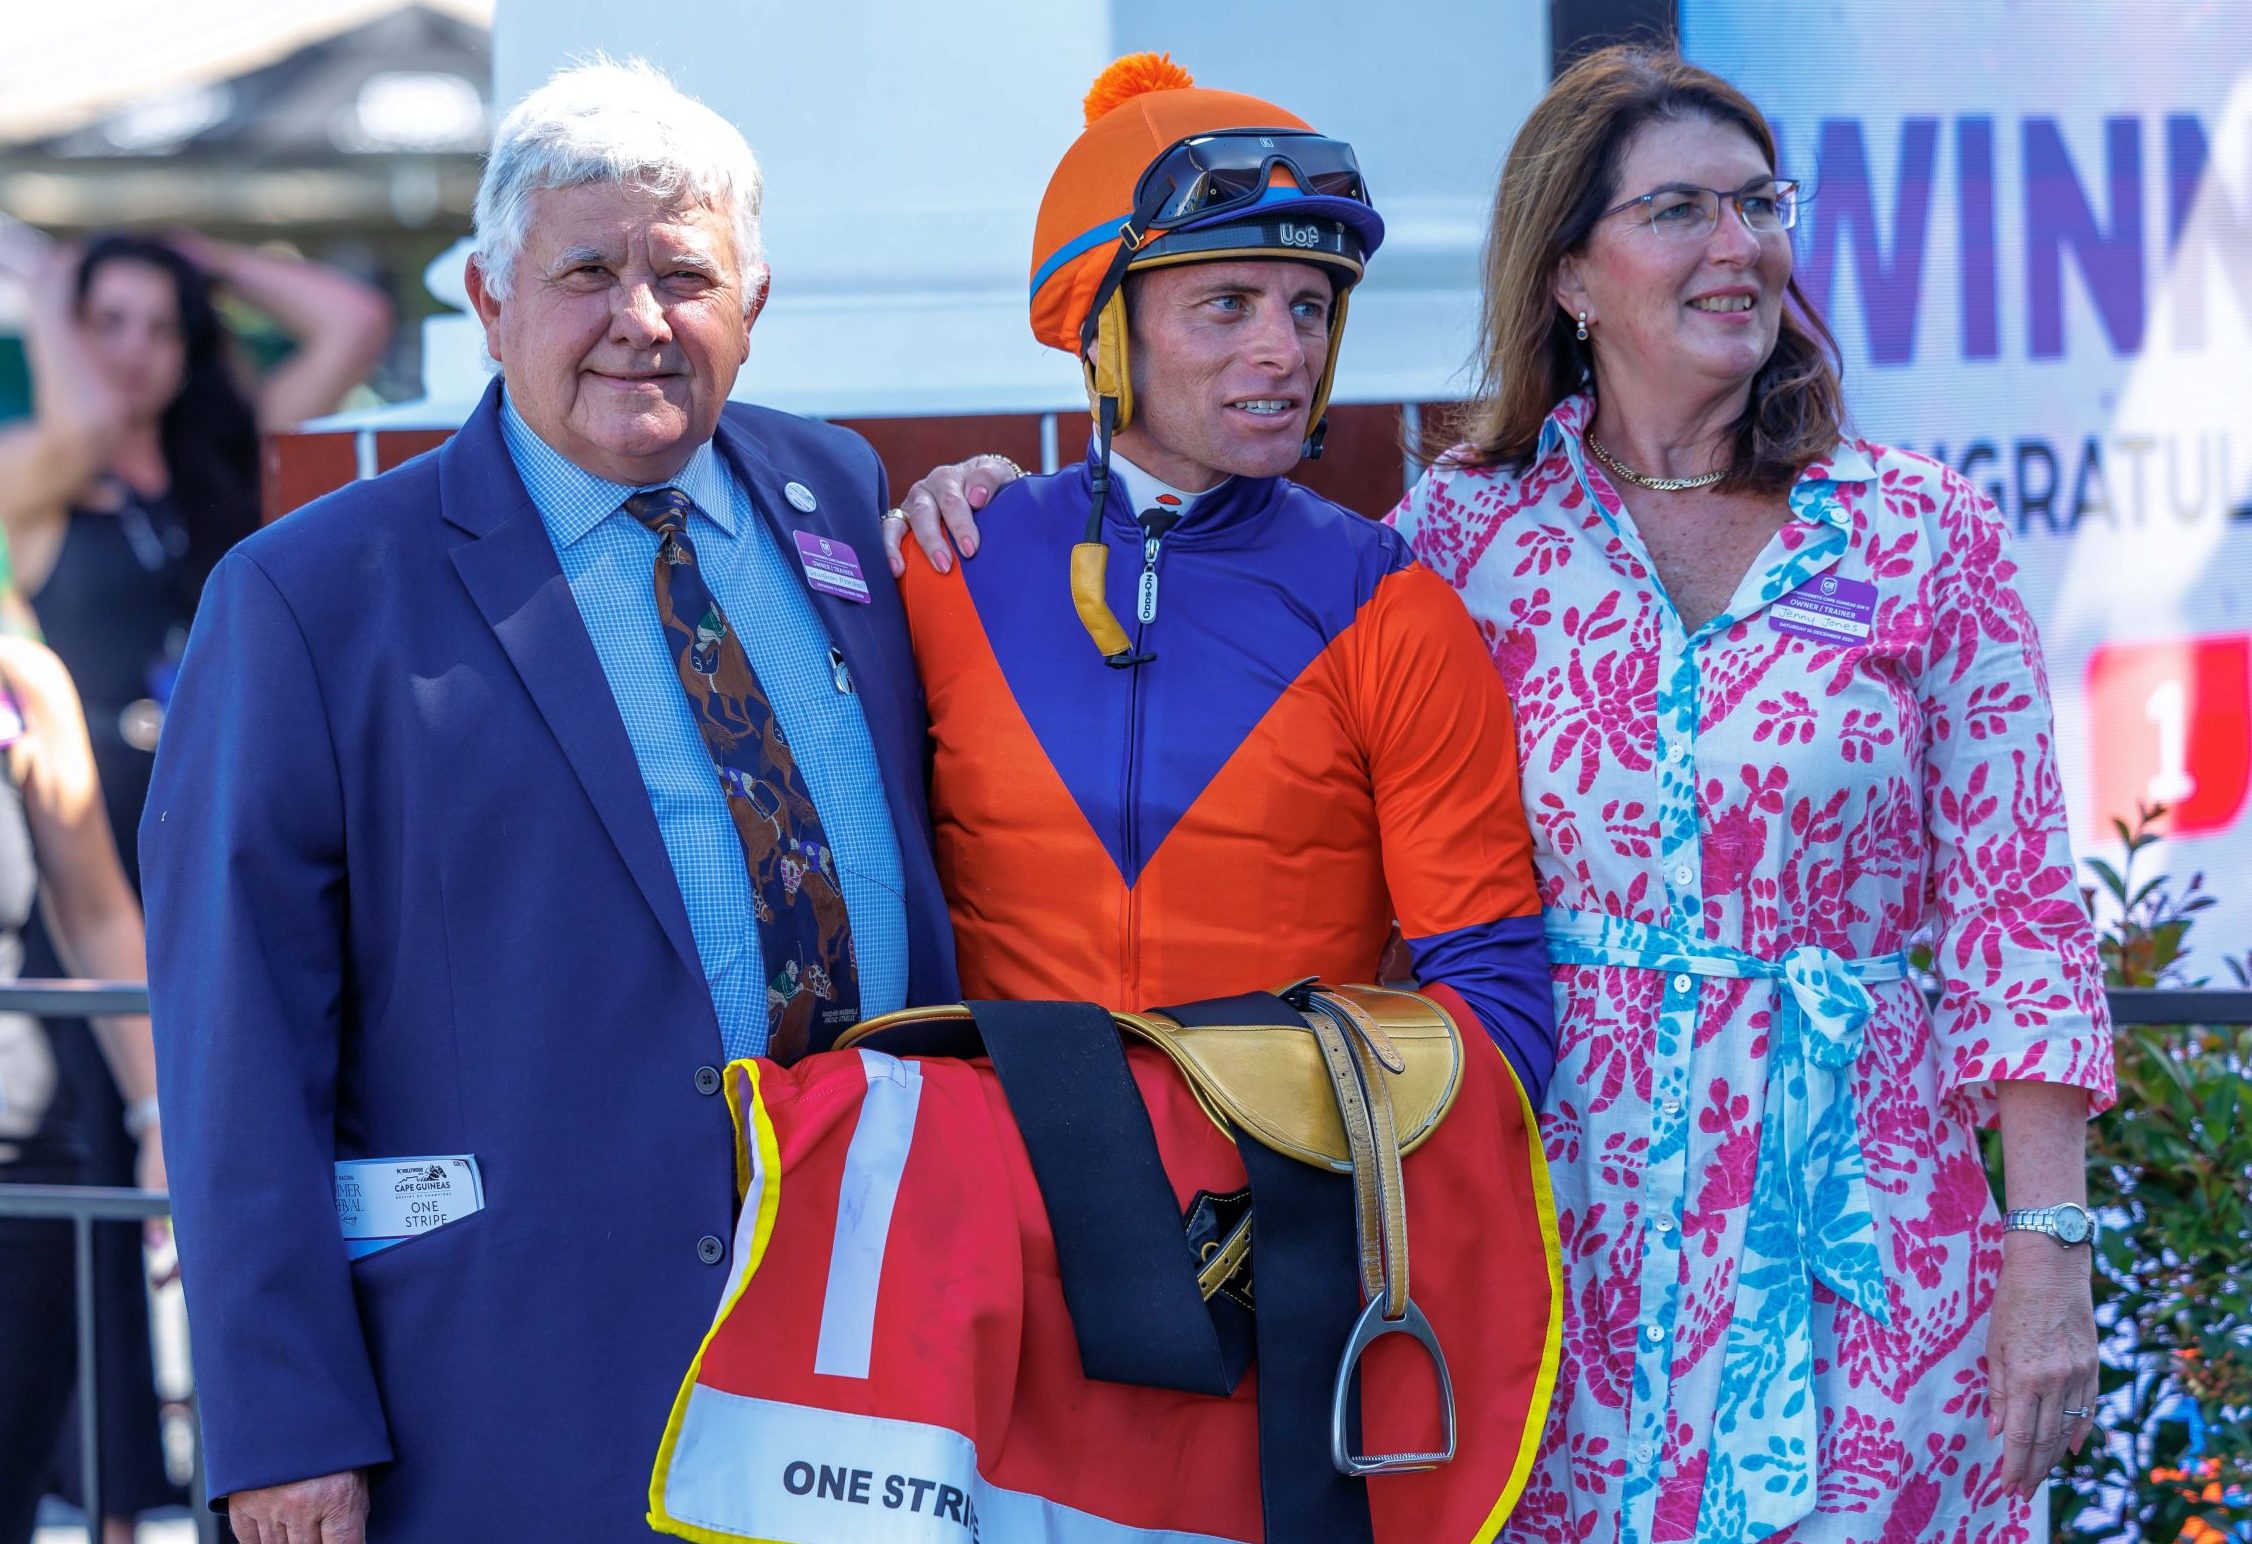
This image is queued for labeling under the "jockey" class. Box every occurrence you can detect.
[897,54,1557,1098]
[652,60,1564,1544]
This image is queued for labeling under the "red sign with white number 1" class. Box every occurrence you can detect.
[2086,637,2252,837]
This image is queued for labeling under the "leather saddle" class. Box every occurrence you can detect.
[839,981,1464,1537]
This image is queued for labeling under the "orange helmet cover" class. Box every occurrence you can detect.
[1029,55,1313,357]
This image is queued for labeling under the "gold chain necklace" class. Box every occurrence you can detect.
[1585,431,1727,492]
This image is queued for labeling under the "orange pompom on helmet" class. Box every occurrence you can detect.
[1031,53,1385,448]
[1033,55,1386,668]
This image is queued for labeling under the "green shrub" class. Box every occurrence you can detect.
[2050,806,2251,1543]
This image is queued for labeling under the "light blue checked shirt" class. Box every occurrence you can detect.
[500,393,907,1059]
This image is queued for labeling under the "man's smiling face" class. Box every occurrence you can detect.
[1110,258,1335,491]
[468,181,758,483]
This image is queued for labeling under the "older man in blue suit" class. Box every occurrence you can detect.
[140,60,957,1543]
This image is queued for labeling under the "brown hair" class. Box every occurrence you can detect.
[1448,45,1845,492]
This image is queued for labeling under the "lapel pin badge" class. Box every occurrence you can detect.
[783,480,819,514]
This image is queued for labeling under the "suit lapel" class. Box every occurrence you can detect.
[713,415,940,938]
[714,409,960,1006]
[712,415,879,711]
[439,387,707,992]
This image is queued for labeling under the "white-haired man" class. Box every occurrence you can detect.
[141,61,958,1541]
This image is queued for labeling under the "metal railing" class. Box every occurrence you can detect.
[2,976,2245,1541]
[2105,987,2252,1025]
[0,979,218,1544]
[0,1183,205,1540]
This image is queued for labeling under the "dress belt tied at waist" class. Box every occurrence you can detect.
[1544,907,1902,1542]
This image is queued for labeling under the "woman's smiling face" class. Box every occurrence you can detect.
[1557,114,1793,405]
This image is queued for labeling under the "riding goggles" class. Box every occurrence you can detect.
[1130,130,1370,236]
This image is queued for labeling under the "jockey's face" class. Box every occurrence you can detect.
[1109,259,1334,490]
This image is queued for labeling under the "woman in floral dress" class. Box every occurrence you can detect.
[1387,46,2115,1544]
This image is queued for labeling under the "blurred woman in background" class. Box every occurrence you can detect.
[0,230,388,1540]
[1,232,390,870]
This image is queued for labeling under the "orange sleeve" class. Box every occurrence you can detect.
[1344,562,1542,936]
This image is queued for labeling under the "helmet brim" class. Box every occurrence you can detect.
[1165,189,1386,261]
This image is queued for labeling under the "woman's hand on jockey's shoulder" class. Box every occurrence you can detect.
[882,454,1022,577]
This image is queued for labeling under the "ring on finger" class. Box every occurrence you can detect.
[881,507,909,526]
[2061,1405,2093,1421]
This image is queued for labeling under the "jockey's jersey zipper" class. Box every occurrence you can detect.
[1119,511,1178,1000]
[1136,529,1163,624]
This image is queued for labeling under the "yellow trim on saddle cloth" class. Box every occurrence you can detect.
[647,1059,788,1544]
[643,998,1567,1544]
[841,987,1562,1541]
[1468,1031,1565,1544]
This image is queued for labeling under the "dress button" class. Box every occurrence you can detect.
[694,1065,722,1096]
[1673,865,1693,885]
[1660,1097,1683,1117]
[1671,742,1689,763]
[1671,973,1692,993]
[696,1234,726,1265]
[1644,1323,1664,1344]
[1654,1215,1674,1234]
[1634,1440,1655,1463]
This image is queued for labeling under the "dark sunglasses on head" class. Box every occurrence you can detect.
[1132,130,1370,233]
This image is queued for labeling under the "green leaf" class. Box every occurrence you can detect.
[2086,857,2127,902]
[2037,814,2252,1544]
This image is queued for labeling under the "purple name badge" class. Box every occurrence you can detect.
[1769,573,1876,646]
[793,529,871,604]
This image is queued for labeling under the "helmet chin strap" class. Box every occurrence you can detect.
[1069,256,1350,665]
[1297,285,1351,461]
[1072,394,1152,668]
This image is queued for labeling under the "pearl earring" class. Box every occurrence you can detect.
[1576,311,1590,342]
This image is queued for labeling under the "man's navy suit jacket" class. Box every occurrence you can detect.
[140,381,959,1539]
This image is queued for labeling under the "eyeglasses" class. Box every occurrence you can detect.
[1132,131,1369,232]
[1599,179,1799,241]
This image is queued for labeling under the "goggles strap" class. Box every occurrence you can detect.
[1301,288,1352,460]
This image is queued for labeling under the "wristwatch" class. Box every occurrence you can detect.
[2002,1202,2099,1248]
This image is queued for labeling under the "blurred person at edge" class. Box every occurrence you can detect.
[0,634,161,1544]
[0,231,392,869]
[889,44,2115,1544]
[140,58,955,1544]
[0,233,389,1540]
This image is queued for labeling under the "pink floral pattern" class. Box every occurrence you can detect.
[1390,396,2114,1544]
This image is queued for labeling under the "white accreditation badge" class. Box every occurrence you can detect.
[335,1155,484,1259]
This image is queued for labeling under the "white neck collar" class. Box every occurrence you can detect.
[1110,450,1218,524]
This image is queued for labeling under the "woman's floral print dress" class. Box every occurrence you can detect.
[1390,395,2114,1544]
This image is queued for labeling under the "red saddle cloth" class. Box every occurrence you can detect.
[649,1023,1560,1543]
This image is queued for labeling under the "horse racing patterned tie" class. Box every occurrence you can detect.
[624,486,859,1061]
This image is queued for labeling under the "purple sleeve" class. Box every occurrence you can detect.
[1405,913,1556,1105]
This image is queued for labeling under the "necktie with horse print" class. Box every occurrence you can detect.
[625,486,860,1060]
